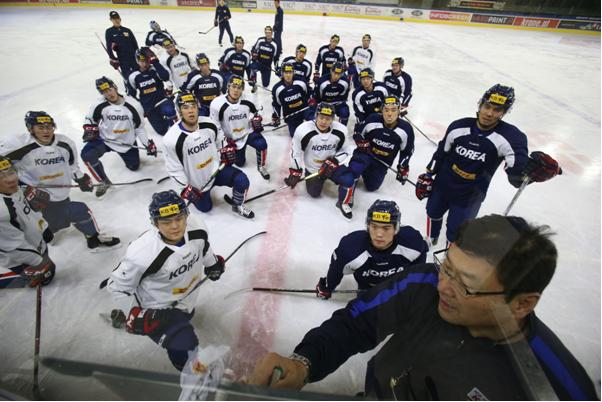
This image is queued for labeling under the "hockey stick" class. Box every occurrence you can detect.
[264,106,310,129]
[252,287,361,294]
[32,284,42,400]
[95,32,121,74]
[36,178,153,189]
[199,18,224,35]
[223,172,320,206]
[157,176,171,184]
[369,155,416,187]
[503,177,530,216]
[402,116,437,146]
[102,138,163,154]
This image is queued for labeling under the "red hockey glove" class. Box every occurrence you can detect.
[204,255,225,281]
[75,174,94,192]
[523,151,562,183]
[126,307,170,335]
[315,277,331,300]
[24,186,50,211]
[146,139,158,157]
[23,255,55,288]
[319,157,339,179]
[109,59,120,70]
[219,144,237,165]
[396,165,409,185]
[415,173,434,200]
[82,124,99,142]
[181,185,203,204]
[284,168,302,188]
[308,97,317,108]
[251,114,263,133]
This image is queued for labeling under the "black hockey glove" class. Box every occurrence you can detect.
[204,255,225,281]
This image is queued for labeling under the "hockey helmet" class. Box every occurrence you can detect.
[196,52,210,65]
[95,76,117,94]
[264,26,273,33]
[149,190,189,222]
[234,36,244,45]
[391,57,404,67]
[331,62,344,75]
[281,62,294,74]
[24,111,55,130]
[228,75,245,90]
[175,91,198,109]
[382,95,401,108]
[150,20,161,31]
[315,102,335,118]
[330,34,340,42]
[296,44,307,53]
[480,84,515,113]
[0,155,17,177]
[366,199,401,233]
[135,47,148,62]
[162,38,174,48]
[359,68,375,79]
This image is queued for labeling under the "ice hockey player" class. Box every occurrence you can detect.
[105,11,139,96]
[106,190,226,371]
[250,26,280,91]
[383,57,413,108]
[314,34,345,83]
[312,62,350,126]
[164,91,254,219]
[218,36,252,92]
[347,34,374,89]
[0,156,55,289]
[271,62,310,137]
[273,0,284,53]
[210,76,269,180]
[351,67,388,127]
[279,44,313,84]
[417,84,562,246]
[129,46,177,136]
[286,102,355,220]
[214,0,234,47]
[1,112,120,250]
[82,76,157,197]
[183,53,224,116]
[162,38,194,90]
[349,95,415,195]
[145,20,177,48]
[315,200,427,298]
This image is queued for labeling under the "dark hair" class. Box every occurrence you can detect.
[455,214,557,301]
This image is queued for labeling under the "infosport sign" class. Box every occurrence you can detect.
[513,16,559,28]
[471,13,514,25]
[112,0,149,4]
[430,11,471,22]
[177,0,216,5]
[558,19,601,31]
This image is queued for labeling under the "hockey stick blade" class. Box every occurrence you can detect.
[157,176,171,184]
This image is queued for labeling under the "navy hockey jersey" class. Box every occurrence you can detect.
[314,75,349,104]
[357,113,415,168]
[128,63,171,112]
[315,44,345,76]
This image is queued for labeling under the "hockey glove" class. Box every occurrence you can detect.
[315,277,332,300]
[251,114,263,133]
[271,113,281,127]
[219,62,228,73]
[415,173,434,201]
[181,185,204,204]
[219,144,237,165]
[204,255,225,281]
[523,151,562,183]
[318,157,339,179]
[274,65,282,77]
[141,47,158,64]
[252,52,258,61]
[399,106,408,118]
[284,168,302,188]
[75,174,94,192]
[312,71,320,84]
[82,124,100,142]
[347,57,355,67]
[109,59,120,70]
[353,134,371,154]
[42,228,54,244]
[146,139,158,157]
[24,186,50,211]
[214,20,218,27]
[110,309,126,329]
[126,307,170,335]
[308,97,317,108]
[396,165,409,185]
[23,255,55,288]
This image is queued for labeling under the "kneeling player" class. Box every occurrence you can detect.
[271,62,311,137]
[286,102,354,220]
[183,53,224,117]
[107,190,225,371]
[316,200,427,298]
[0,156,55,289]
[2,112,120,250]
[82,76,157,197]
[164,91,255,219]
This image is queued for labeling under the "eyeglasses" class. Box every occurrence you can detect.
[433,248,506,297]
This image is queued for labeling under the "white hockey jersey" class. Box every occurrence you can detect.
[1,133,85,201]
[164,52,195,90]
[351,46,374,70]
[85,95,149,154]
[209,95,259,150]
[107,215,218,313]
[0,188,48,268]
[163,118,223,191]
[291,120,351,173]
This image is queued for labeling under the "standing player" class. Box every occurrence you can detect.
[105,11,139,96]
[145,20,177,48]
[347,34,374,89]
[349,95,415,200]
[81,76,157,197]
[273,0,284,55]
[315,200,427,298]
[280,44,312,84]
[164,91,254,218]
[286,102,355,220]
[314,34,345,83]
[416,84,562,246]
[0,156,55,289]
[210,76,269,180]
[129,46,177,136]
[383,57,413,108]
[312,62,351,126]
[162,38,194,90]
[215,0,234,47]
[183,53,224,116]
[351,68,388,127]
[106,190,226,371]
[1,112,120,250]
[271,62,310,137]
[218,37,253,91]
[250,26,280,91]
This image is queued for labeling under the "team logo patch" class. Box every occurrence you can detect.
[36,116,52,124]
[372,211,391,222]
[98,82,111,91]
[283,65,294,72]
[488,94,507,105]
[197,57,208,64]
[359,71,371,78]
[159,204,180,217]
[231,77,243,86]
[384,97,398,105]
[0,160,11,170]
[318,107,333,116]
[181,94,196,103]
[297,46,306,53]
[333,67,343,73]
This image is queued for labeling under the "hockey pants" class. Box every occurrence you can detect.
[0,250,56,289]
[81,140,140,182]
[149,309,198,371]
[304,167,355,204]
[234,131,267,168]
[42,198,98,237]
[146,99,177,136]
[426,186,483,243]
[189,165,250,213]
[218,22,234,45]
[348,151,389,191]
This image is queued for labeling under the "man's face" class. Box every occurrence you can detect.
[265,29,273,40]
[102,87,120,103]
[199,63,210,75]
[30,123,55,145]
[219,0,224,5]
[165,43,178,56]
[382,104,400,125]
[228,83,243,102]
[436,244,507,329]
[391,63,401,75]
[329,37,339,49]
[360,76,373,91]
[274,0,279,8]
[477,102,505,130]
[330,71,341,82]
[111,17,121,28]
[368,222,395,250]
[155,213,188,244]
[283,70,293,84]
[295,50,305,61]
[137,58,150,71]
[362,37,371,48]
[235,41,243,51]
[315,113,333,132]
[180,103,198,126]
[0,167,19,195]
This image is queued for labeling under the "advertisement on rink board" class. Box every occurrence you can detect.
[430,10,471,22]
[557,19,600,31]
[471,13,514,25]
[513,16,559,28]
[177,0,215,6]
[112,0,148,4]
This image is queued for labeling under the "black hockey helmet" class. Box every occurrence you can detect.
[24,111,55,130]
[149,190,189,223]
[296,44,307,53]
[391,57,404,67]
[366,199,401,233]
[95,76,117,94]
[281,62,294,74]
[362,33,371,40]
[196,52,210,65]
[0,155,17,177]
[175,91,198,109]
[162,38,174,47]
[228,75,245,90]
[330,34,340,42]
[480,84,515,113]
[359,68,375,79]
[331,62,344,75]
[315,102,335,119]
[233,36,244,45]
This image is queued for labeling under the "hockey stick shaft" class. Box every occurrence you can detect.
[503,177,530,216]
[265,107,310,130]
[369,155,416,187]
[94,32,121,73]
[102,138,163,153]
[403,116,437,146]
[36,178,153,189]
[32,284,42,400]
[199,18,224,34]
[252,287,360,294]
[224,171,320,205]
